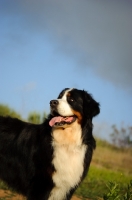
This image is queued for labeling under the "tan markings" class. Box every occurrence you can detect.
[52,121,82,146]
[67,92,71,97]
[72,110,82,124]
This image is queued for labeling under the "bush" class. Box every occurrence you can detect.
[103,180,132,200]
[0,104,21,119]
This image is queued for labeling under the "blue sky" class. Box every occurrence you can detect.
[0,0,132,140]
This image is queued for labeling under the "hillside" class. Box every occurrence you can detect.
[75,139,132,199]
[92,139,132,173]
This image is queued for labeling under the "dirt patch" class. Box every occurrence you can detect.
[0,189,81,200]
[72,196,81,200]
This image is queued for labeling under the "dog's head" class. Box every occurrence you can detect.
[49,88,100,128]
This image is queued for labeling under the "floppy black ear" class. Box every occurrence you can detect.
[90,98,100,117]
[83,90,100,118]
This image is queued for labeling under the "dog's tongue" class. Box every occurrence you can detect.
[49,116,73,127]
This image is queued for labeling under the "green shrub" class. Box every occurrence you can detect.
[103,180,132,200]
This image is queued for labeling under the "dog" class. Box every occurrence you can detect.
[0,88,100,200]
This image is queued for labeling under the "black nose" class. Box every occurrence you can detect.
[50,100,58,107]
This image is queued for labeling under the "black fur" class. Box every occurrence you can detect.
[0,88,100,200]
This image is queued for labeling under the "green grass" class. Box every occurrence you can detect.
[75,139,132,199]
[75,165,132,199]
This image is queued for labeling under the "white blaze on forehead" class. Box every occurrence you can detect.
[61,88,73,100]
[57,88,74,116]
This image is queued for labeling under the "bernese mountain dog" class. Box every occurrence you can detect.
[0,88,100,200]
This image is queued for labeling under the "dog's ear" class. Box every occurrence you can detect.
[82,90,100,118]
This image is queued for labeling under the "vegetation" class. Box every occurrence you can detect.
[28,112,41,124]
[110,125,132,148]
[0,104,132,199]
[103,180,132,200]
[75,139,132,199]
[0,104,21,119]
[0,104,47,124]
[76,166,132,200]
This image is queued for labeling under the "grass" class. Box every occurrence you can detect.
[75,165,132,199]
[103,180,132,200]
[75,139,132,199]
[0,181,8,190]
[93,139,132,174]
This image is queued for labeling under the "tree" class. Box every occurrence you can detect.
[110,124,132,148]
[28,112,41,124]
[0,104,21,119]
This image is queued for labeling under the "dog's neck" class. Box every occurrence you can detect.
[51,120,82,146]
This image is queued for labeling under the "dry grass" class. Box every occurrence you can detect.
[92,140,132,174]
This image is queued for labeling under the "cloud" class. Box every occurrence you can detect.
[1,0,132,92]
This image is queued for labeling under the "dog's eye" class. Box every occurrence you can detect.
[68,97,74,102]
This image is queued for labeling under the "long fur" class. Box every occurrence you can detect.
[0,88,100,200]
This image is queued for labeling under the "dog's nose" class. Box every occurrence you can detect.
[50,100,58,107]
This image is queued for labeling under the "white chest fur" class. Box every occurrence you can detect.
[48,122,87,200]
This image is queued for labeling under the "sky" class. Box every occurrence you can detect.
[0,0,132,140]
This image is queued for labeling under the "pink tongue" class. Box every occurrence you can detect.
[49,116,73,127]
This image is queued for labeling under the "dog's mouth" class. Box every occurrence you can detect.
[49,115,76,127]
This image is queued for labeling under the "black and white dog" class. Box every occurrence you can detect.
[0,88,100,200]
